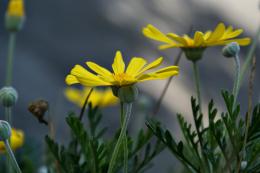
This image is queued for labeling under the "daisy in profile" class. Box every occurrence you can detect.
[66,50,179,88]
[65,50,179,173]
[143,23,251,111]
[143,23,250,61]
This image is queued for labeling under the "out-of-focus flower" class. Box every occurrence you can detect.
[66,50,179,87]
[0,128,24,152]
[5,0,25,32]
[143,23,250,62]
[64,87,118,107]
[6,0,25,17]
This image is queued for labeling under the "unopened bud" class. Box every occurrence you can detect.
[0,87,18,107]
[5,0,25,32]
[222,42,240,58]
[0,120,12,141]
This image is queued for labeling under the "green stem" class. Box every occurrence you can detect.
[4,140,22,173]
[5,107,12,125]
[5,33,16,86]
[232,54,241,109]
[120,102,128,173]
[123,127,128,173]
[5,107,12,173]
[192,62,202,114]
[152,50,183,115]
[108,103,132,173]
[238,26,260,89]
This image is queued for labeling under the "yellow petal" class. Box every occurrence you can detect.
[70,65,111,87]
[194,31,205,46]
[203,31,212,40]
[159,44,180,50]
[213,38,251,46]
[112,51,125,74]
[225,25,233,34]
[138,66,179,81]
[126,57,147,77]
[143,24,175,44]
[207,23,226,42]
[137,57,163,75]
[167,33,187,46]
[86,62,114,82]
[224,29,243,39]
[183,35,194,46]
[66,75,79,85]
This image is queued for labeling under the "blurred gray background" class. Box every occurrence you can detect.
[0,0,259,172]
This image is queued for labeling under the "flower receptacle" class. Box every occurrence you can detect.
[182,48,205,62]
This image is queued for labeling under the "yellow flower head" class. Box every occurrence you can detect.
[143,23,251,50]
[64,87,118,107]
[66,51,179,87]
[0,128,24,153]
[7,0,25,17]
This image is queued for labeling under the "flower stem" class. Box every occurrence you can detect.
[152,50,183,115]
[5,107,12,125]
[5,107,12,173]
[4,140,22,173]
[5,33,16,86]
[238,26,260,89]
[108,103,132,173]
[79,88,93,121]
[192,62,202,114]
[232,54,241,109]
[236,56,256,173]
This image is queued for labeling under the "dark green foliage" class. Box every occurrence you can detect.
[147,91,260,173]
[45,103,165,173]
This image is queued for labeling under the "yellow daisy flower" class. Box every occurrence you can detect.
[0,128,24,153]
[65,50,179,87]
[64,87,118,107]
[7,0,25,17]
[143,23,251,50]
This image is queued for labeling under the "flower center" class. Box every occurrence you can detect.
[113,73,136,86]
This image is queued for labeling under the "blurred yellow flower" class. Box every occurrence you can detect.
[66,50,179,87]
[7,0,25,17]
[143,23,251,50]
[64,87,118,107]
[0,128,24,153]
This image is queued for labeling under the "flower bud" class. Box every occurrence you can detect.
[0,120,12,141]
[5,0,25,32]
[183,48,205,62]
[222,42,240,58]
[241,161,247,170]
[28,100,49,125]
[0,87,18,107]
[118,85,139,103]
